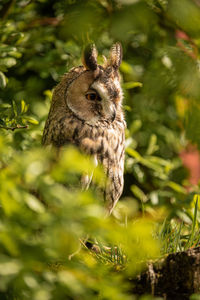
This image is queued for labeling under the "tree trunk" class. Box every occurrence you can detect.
[132,246,200,300]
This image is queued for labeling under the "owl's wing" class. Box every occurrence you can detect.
[105,159,124,214]
[98,127,125,214]
[42,67,85,146]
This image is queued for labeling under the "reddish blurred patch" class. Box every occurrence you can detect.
[180,145,200,185]
[176,29,198,59]
[29,17,61,27]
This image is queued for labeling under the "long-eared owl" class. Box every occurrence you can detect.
[42,43,126,214]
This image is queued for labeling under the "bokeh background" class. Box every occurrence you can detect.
[1,0,200,299]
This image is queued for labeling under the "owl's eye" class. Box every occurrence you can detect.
[85,92,101,101]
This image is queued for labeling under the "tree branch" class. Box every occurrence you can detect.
[0,125,28,131]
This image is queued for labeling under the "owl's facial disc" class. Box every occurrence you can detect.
[66,68,122,125]
[66,71,104,125]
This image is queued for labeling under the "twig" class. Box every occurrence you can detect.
[0,125,28,131]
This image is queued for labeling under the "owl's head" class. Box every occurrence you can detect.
[66,43,123,125]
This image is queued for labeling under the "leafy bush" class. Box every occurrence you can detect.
[0,0,200,299]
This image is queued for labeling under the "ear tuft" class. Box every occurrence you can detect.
[82,44,98,71]
[110,42,123,69]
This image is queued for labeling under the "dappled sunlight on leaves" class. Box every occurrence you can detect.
[1,0,200,298]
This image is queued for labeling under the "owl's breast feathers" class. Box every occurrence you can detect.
[43,108,126,213]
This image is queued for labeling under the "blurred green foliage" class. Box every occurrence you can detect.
[1,0,200,298]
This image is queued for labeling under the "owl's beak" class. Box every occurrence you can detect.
[111,109,116,122]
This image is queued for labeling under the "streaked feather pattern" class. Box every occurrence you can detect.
[42,43,125,214]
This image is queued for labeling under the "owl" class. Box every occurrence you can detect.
[42,43,126,214]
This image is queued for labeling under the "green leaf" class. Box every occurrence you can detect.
[0,257,22,276]
[0,71,7,88]
[146,134,159,155]
[21,100,28,114]
[0,57,17,68]
[24,194,45,213]
[166,181,187,194]
[9,51,22,59]
[0,232,19,256]
[120,61,133,74]
[129,120,142,135]
[0,104,11,111]
[12,101,18,117]
[123,81,143,89]
[126,147,142,160]
[124,105,132,112]
[0,46,17,53]
[131,185,148,203]
[24,116,39,125]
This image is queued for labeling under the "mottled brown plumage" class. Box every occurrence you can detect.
[42,43,126,213]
